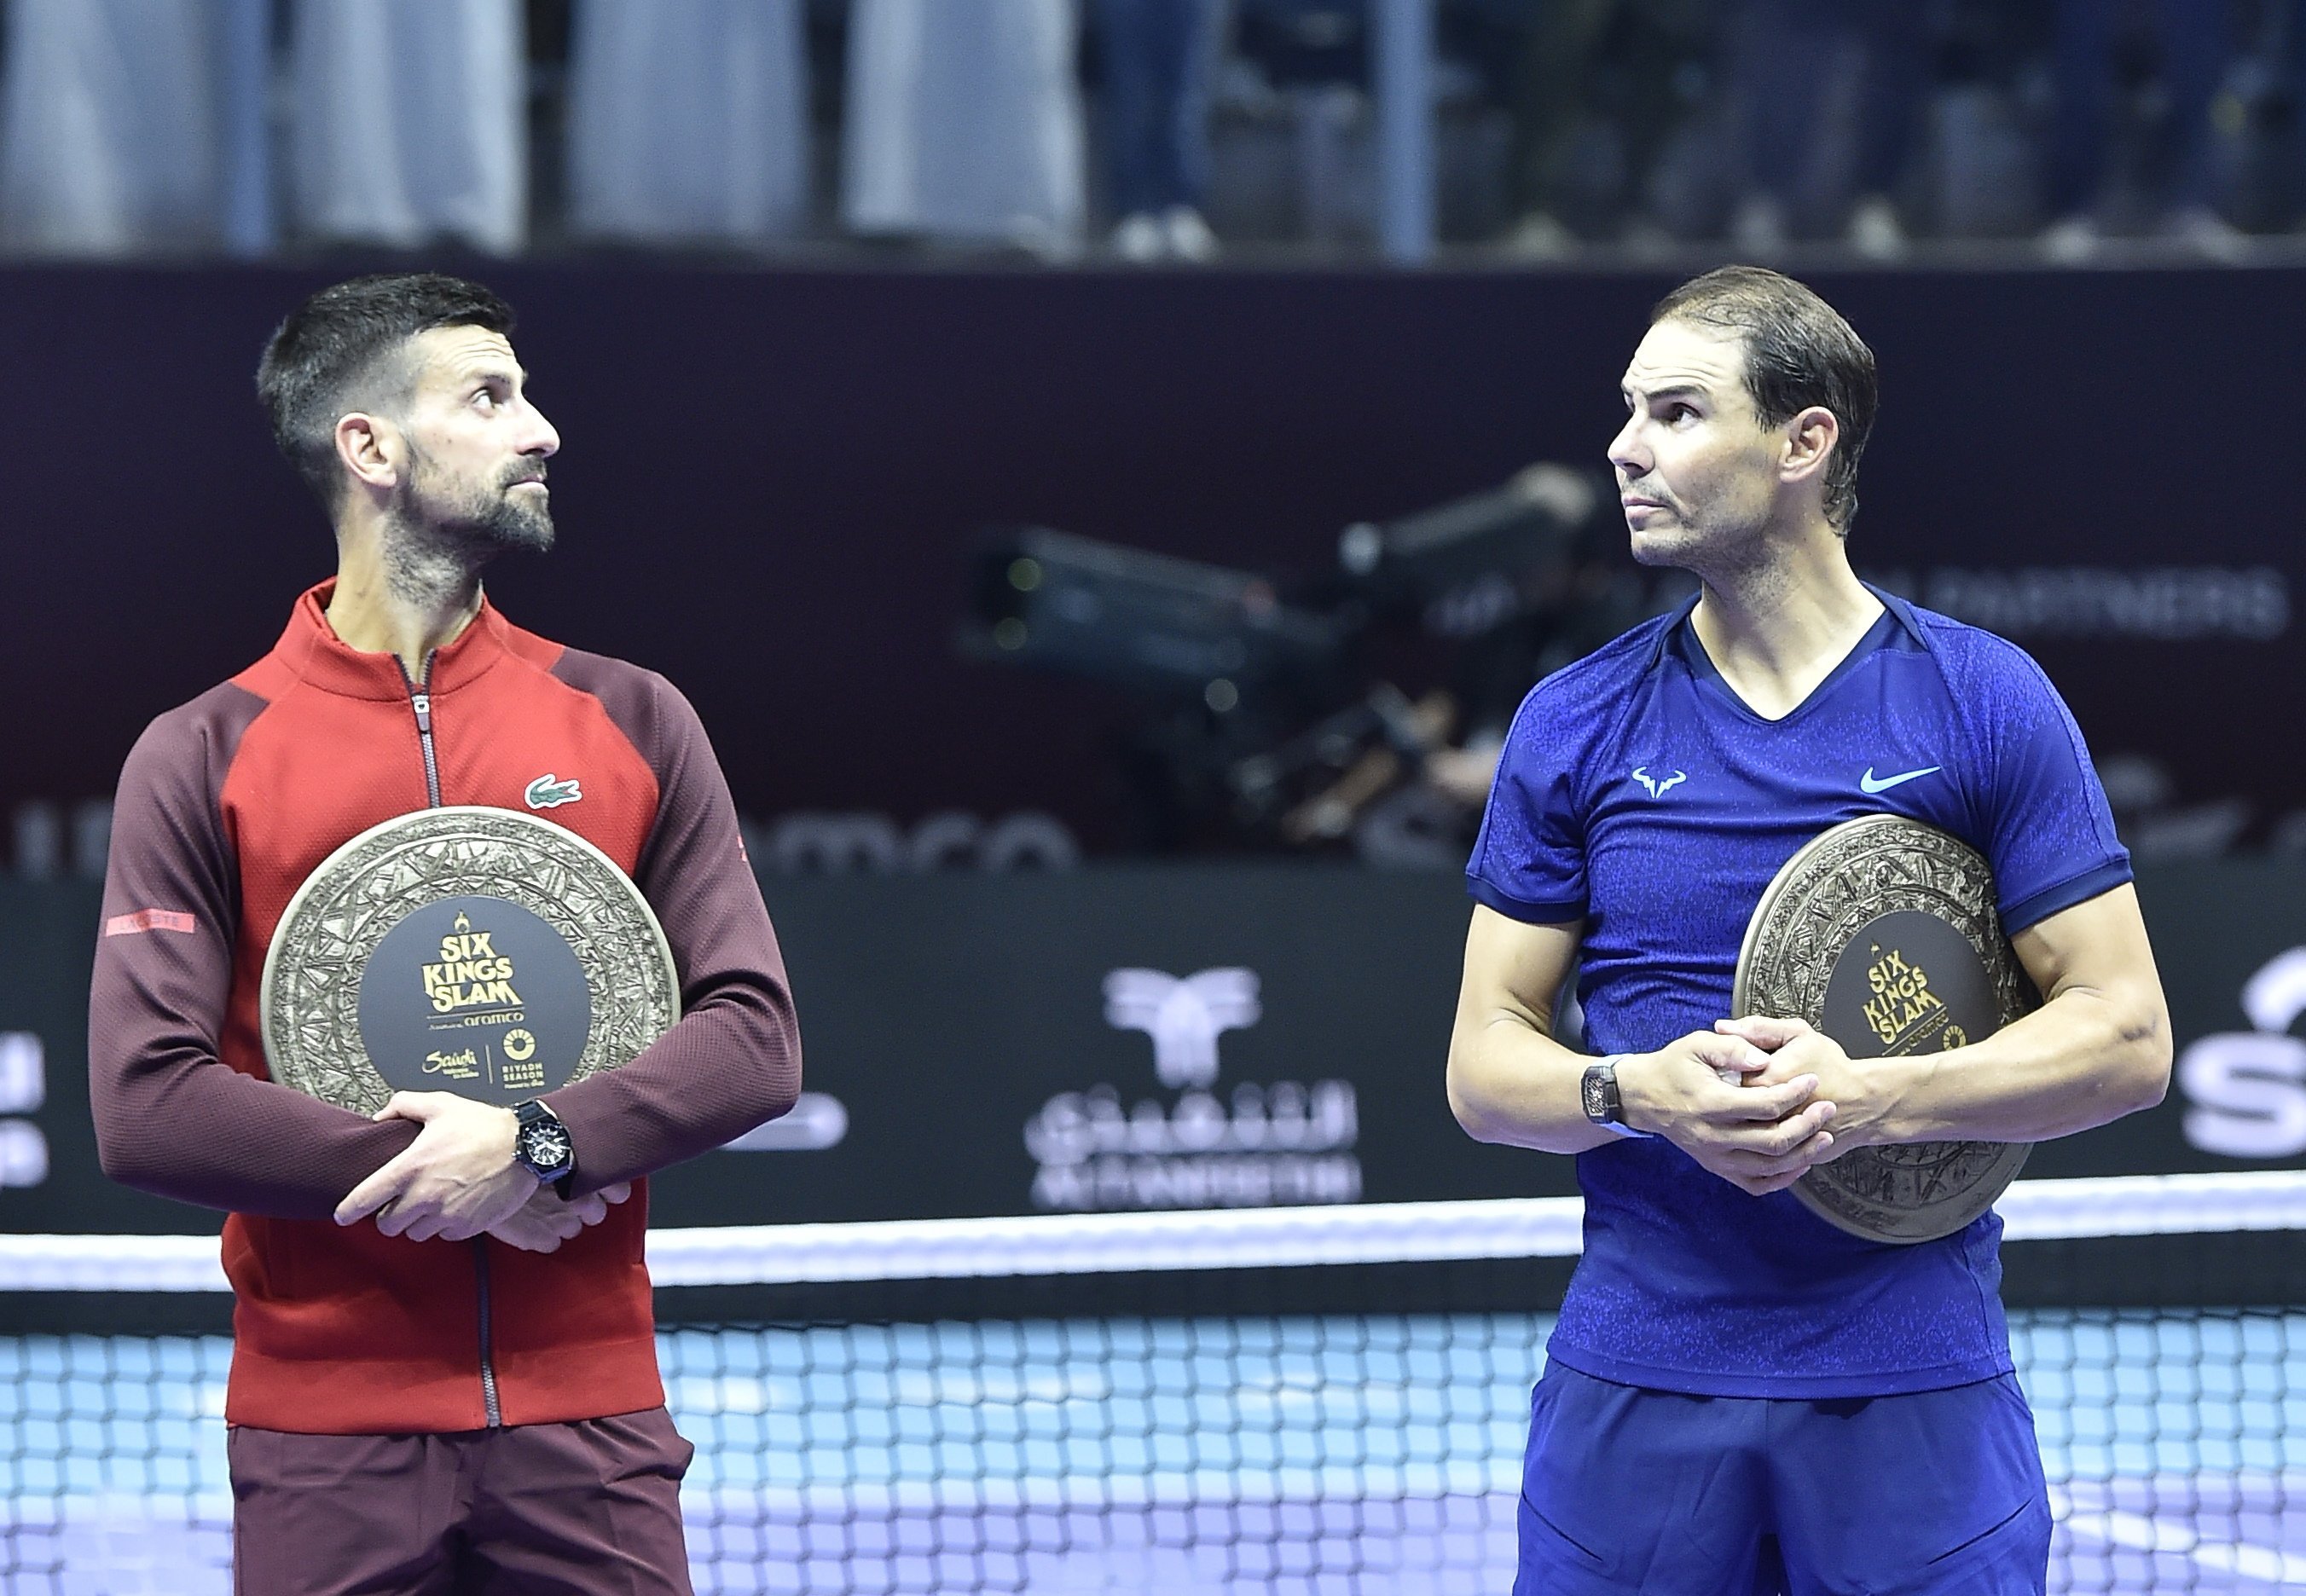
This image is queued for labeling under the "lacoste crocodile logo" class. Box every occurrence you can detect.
[524,773,582,810]
[1631,766,1687,799]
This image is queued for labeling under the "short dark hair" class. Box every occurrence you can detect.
[256,273,516,507]
[1650,266,1876,532]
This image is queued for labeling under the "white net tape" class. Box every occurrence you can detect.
[3,1171,2301,1292]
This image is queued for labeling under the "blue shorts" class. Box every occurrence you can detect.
[1515,1362,2051,1595]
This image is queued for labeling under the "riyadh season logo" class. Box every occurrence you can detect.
[1024,967,1360,1212]
[2179,947,2306,1159]
[1104,968,1260,1088]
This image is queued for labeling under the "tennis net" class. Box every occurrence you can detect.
[3,1172,2302,1593]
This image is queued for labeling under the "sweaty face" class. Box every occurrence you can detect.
[1608,320,1784,573]
[390,327,559,555]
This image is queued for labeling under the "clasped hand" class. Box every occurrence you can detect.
[489,1178,633,1253]
[333,1091,628,1252]
[1619,1017,1871,1197]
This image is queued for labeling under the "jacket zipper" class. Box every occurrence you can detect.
[405,663,443,810]
[402,652,503,1429]
[475,1243,502,1427]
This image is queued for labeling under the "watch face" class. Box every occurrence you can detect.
[1581,1069,1609,1121]
[519,1122,573,1173]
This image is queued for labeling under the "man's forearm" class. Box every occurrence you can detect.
[93,924,419,1219]
[1447,1017,1617,1154]
[1865,981,2170,1144]
[546,979,800,1193]
[96,1043,422,1219]
[551,672,803,1193]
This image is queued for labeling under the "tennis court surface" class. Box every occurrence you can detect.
[4,1176,2299,1593]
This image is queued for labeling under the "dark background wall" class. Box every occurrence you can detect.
[1,263,2294,852]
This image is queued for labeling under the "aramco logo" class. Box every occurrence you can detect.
[1024,967,1359,1212]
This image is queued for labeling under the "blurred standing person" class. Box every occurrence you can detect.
[2292,0,2306,231]
[842,0,1087,256]
[1729,0,1936,257]
[1097,0,1225,263]
[1470,0,1617,257]
[0,0,269,256]
[2040,0,2238,261]
[289,0,527,253]
[1232,0,1370,248]
[565,0,812,247]
[1472,0,1721,255]
[1843,1,1937,257]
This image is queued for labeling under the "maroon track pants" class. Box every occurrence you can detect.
[228,1408,694,1595]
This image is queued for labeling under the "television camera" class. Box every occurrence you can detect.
[962,464,1648,853]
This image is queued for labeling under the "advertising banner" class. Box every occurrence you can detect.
[4,863,2304,1235]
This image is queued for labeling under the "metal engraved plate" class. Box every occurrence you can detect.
[1731,814,2037,1245]
[261,807,680,1114]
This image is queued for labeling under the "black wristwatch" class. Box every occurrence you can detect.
[512,1100,576,1194]
[1579,1056,1649,1139]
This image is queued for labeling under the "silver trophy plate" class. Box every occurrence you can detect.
[1731,814,2037,1245]
[261,807,679,1114]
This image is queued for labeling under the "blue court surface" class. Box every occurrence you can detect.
[2,1311,2299,1593]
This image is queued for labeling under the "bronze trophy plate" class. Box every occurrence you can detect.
[261,807,679,1113]
[1731,814,2037,1244]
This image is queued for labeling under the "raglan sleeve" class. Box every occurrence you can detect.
[88,708,420,1217]
[542,675,801,1192]
[1969,642,2133,934]
[1465,683,1590,924]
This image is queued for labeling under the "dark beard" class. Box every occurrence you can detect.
[398,448,555,558]
[461,489,554,555]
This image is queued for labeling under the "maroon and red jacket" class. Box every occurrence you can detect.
[89,581,800,1434]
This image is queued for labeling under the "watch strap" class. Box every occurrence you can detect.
[1584,1055,1653,1139]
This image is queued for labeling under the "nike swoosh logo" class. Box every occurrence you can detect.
[1860,765,1941,795]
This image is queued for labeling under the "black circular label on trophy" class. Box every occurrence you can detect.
[356,894,594,1106]
[1818,909,2000,1061]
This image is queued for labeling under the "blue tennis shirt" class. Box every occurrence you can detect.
[1468,589,2131,1398]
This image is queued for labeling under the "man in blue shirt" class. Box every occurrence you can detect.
[1449,266,2171,1594]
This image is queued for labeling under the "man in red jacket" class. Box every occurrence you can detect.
[89,273,802,1592]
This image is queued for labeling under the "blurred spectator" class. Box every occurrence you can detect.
[565,0,811,247]
[4,0,2296,265]
[1448,0,1721,252]
[1729,0,1935,257]
[2292,2,2306,227]
[289,0,528,255]
[1905,1,2053,240]
[1450,0,1610,255]
[2042,0,2238,260]
[1232,0,1372,248]
[1095,0,1225,263]
[0,0,264,256]
[842,0,1087,254]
